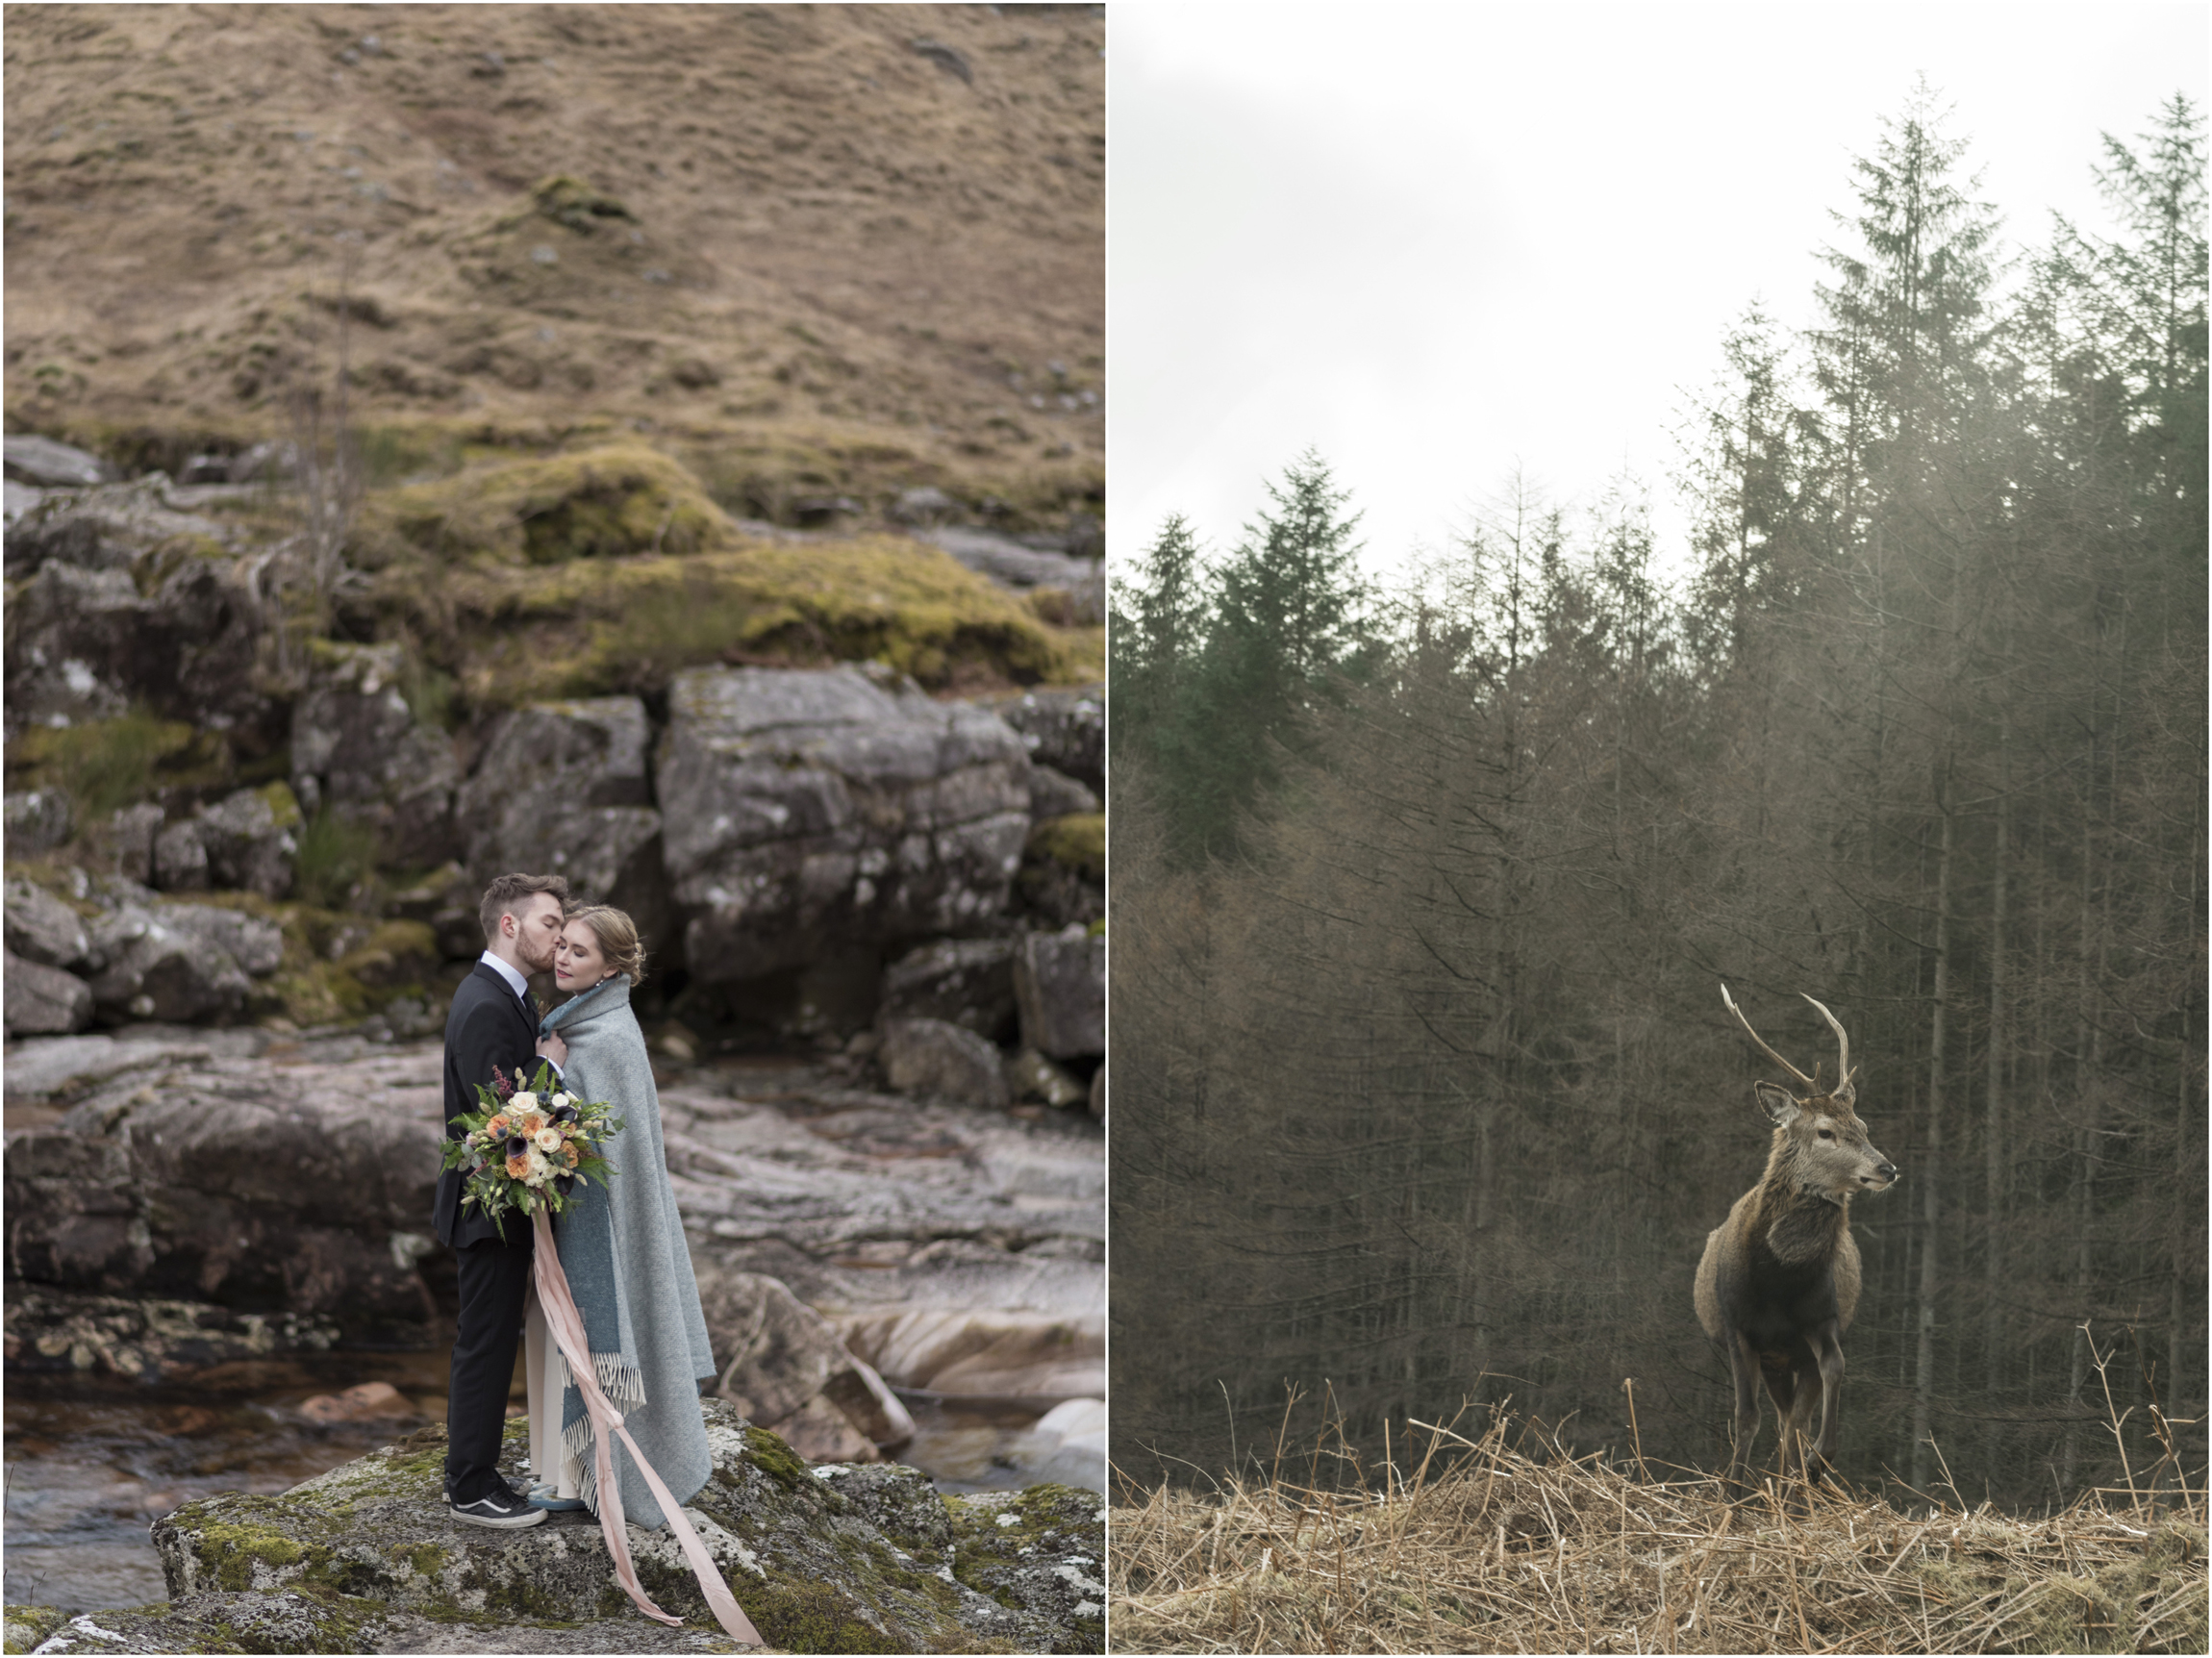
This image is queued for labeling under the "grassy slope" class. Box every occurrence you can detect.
[1,3,1102,519]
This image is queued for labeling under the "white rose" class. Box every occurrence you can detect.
[551,1093,573,1109]
[533,1126,563,1154]
[509,1092,539,1112]
[525,1148,550,1183]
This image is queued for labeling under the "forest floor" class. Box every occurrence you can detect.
[3,3,1102,522]
[1107,1408,2207,1654]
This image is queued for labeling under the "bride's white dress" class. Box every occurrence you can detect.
[523,1283,584,1498]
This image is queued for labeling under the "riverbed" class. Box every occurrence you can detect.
[5,1032,1103,1614]
[3,1353,1047,1613]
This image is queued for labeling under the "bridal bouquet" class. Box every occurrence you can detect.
[441,1062,623,1239]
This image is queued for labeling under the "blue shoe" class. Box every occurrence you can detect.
[527,1482,588,1513]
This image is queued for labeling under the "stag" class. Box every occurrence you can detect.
[1695,985,1898,1490]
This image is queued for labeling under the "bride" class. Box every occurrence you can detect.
[520,904,717,1524]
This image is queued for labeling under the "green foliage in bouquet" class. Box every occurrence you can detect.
[440,1062,624,1240]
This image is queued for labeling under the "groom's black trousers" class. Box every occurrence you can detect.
[445,1231,534,1495]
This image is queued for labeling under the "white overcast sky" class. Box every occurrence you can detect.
[1107,3,2210,587]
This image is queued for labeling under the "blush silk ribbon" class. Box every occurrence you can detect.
[530,1209,764,1645]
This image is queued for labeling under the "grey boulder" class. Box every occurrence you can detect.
[879,1016,1011,1111]
[3,788,73,852]
[3,948,94,1036]
[153,816,212,892]
[6,1044,440,1323]
[85,899,284,1023]
[292,641,460,866]
[696,1269,917,1458]
[658,666,1032,981]
[992,683,1104,795]
[1029,763,1100,818]
[4,876,91,969]
[1014,924,1104,1059]
[1,473,224,577]
[109,802,166,886]
[1006,1047,1088,1109]
[195,782,303,897]
[457,696,667,946]
[878,936,1018,1041]
[2,433,118,489]
[2,547,267,737]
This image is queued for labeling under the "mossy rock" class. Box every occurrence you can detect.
[181,893,437,1026]
[1025,814,1103,882]
[150,1402,1093,1652]
[1,1604,69,1654]
[3,1586,757,1653]
[4,710,228,820]
[381,529,1083,707]
[943,1485,1105,1655]
[355,443,723,568]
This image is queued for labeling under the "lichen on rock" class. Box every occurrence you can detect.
[944,1485,1107,1654]
[141,1402,1098,1653]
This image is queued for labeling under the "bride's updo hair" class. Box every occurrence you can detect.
[567,904,648,988]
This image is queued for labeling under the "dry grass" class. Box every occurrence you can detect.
[4,4,1101,520]
[1109,1401,2207,1654]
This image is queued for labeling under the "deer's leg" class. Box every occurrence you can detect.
[1726,1330,1761,1487]
[1809,1319,1847,1482]
[1784,1356,1822,1489]
[1762,1357,1802,1483]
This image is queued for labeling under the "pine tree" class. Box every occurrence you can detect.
[1108,513,1208,757]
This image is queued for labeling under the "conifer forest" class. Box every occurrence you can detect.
[1107,89,2207,1513]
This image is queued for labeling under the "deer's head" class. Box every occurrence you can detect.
[1722,985,1898,1201]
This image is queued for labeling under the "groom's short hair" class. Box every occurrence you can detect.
[479,872,572,943]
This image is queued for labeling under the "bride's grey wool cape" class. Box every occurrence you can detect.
[540,973,716,1530]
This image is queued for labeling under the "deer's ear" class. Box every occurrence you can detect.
[1754,1080,1801,1127]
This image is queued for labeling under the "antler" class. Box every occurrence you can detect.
[1721,983,1817,1090]
[1800,993,1856,1093]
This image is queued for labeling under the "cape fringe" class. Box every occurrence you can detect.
[561,1348,645,1516]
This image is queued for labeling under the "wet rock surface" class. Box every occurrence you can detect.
[6,1027,1102,1466]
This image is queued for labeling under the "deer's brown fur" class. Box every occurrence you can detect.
[1696,986,1897,1489]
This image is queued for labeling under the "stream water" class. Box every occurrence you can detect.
[2,1351,1043,1614]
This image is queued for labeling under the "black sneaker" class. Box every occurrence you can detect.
[446,1481,547,1528]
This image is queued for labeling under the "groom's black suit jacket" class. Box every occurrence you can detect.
[435,962,541,1249]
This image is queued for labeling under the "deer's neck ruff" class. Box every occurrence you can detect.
[1756,1159,1851,1269]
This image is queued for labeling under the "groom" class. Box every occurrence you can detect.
[436,872,572,1527]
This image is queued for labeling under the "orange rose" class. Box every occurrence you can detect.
[564,1143,580,1168]
[506,1154,532,1180]
[487,1115,510,1136]
[518,1113,546,1136]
